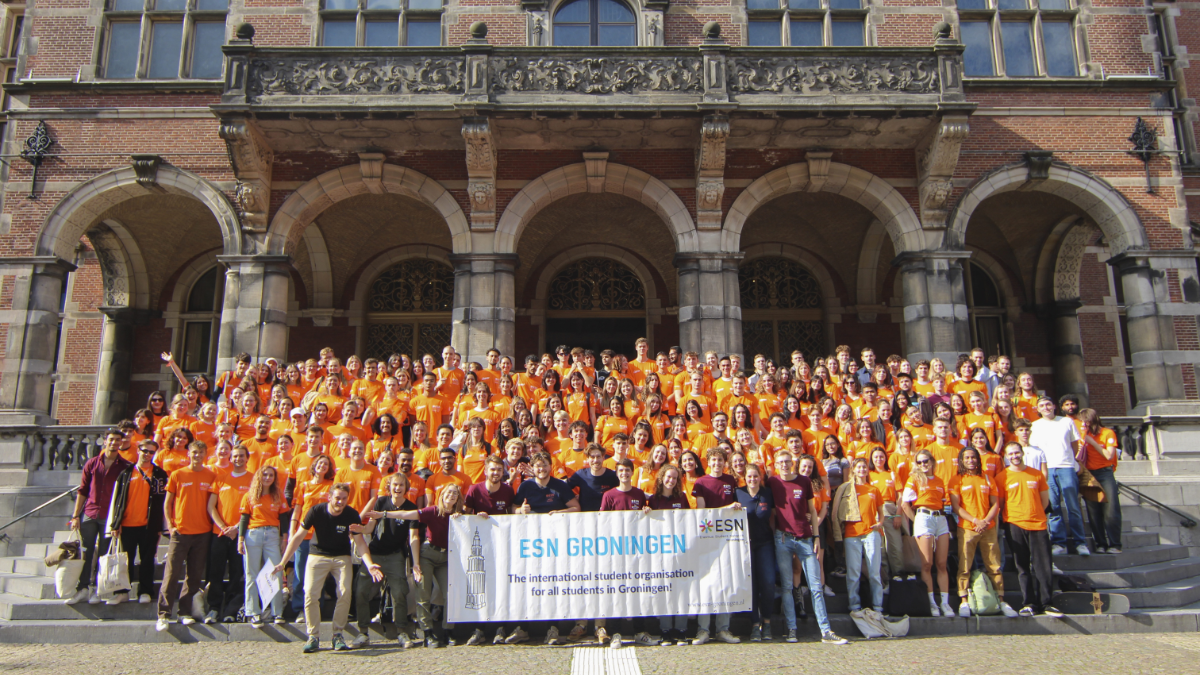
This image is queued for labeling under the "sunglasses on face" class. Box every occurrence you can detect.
[916,459,932,465]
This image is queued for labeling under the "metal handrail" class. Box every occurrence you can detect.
[0,487,77,542]
[1117,482,1197,528]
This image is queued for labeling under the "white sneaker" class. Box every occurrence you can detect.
[692,629,710,645]
[155,617,170,632]
[958,602,971,618]
[180,615,196,626]
[505,627,529,644]
[633,632,659,646]
[929,603,941,617]
[940,601,955,618]
[1052,563,1064,575]
[87,588,101,605]
[350,633,369,648]
[138,594,152,604]
[715,630,741,644]
[1076,544,1091,556]
[1000,602,1019,618]
[65,588,89,605]
[1051,544,1067,556]
[609,633,623,649]
[545,625,560,645]
[823,585,835,598]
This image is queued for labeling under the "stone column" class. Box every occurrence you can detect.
[214,255,291,375]
[449,253,517,363]
[1109,252,1183,408]
[895,250,971,363]
[92,307,153,424]
[1049,300,1090,406]
[0,257,76,425]
[676,252,743,359]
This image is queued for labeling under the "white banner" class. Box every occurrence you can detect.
[446,509,751,623]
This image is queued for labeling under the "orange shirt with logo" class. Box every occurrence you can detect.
[240,491,290,530]
[948,474,997,530]
[903,474,946,511]
[211,470,253,535]
[120,466,153,528]
[999,466,1049,530]
[334,464,382,513]
[843,483,883,538]
[1085,427,1120,472]
[166,466,217,535]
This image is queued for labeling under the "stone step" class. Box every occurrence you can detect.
[1052,544,1190,571]
[0,574,57,600]
[0,594,160,621]
[1080,557,1200,590]
[1113,459,1200,477]
[1118,574,1200,609]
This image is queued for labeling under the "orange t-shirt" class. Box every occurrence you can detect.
[240,491,290,530]
[927,442,961,500]
[903,474,946,511]
[403,470,427,506]
[948,474,997,530]
[963,412,1000,449]
[558,448,590,477]
[350,379,385,407]
[294,478,333,540]
[288,452,328,483]
[868,470,898,503]
[154,448,192,476]
[373,396,410,426]
[188,420,217,450]
[166,466,217,535]
[334,464,382,513]
[426,470,471,505]
[1085,427,1120,471]
[459,444,492,484]
[888,452,913,489]
[596,416,631,449]
[843,483,883,539]
[464,409,502,443]
[948,379,987,400]
[241,437,278,474]
[120,465,153,528]
[999,466,1049,530]
[210,469,253,535]
[408,394,445,431]
[156,414,196,443]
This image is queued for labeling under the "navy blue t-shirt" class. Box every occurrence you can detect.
[514,477,576,514]
[736,486,775,546]
[566,468,620,512]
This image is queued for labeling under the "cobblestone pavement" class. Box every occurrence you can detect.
[0,634,1198,674]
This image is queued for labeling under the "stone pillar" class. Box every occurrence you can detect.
[895,251,971,363]
[214,255,291,375]
[449,253,517,363]
[1049,300,1089,406]
[92,307,153,424]
[1109,252,1184,408]
[676,252,743,359]
[0,257,76,425]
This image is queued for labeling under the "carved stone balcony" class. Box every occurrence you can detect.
[218,42,968,116]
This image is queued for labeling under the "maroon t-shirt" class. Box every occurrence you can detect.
[600,487,647,511]
[767,474,814,538]
[464,481,515,515]
[692,474,739,508]
[648,494,689,510]
[417,506,450,549]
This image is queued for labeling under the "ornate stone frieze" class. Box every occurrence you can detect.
[727,55,940,95]
[491,56,703,94]
[249,57,465,99]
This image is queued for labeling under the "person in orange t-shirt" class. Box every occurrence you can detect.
[155,395,196,448]
[410,373,447,431]
[900,449,952,617]
[1078,408,1123,553]
[841,458,884,613]
[425,446,472,506]
[237,463,292,622]
[999,441,1057,616]
[156,441,217,627]
[242,415,279,474]
[948,446,1016,618]
[205,444,253,622]
[109,440,169,605]
[334,440,382,515]
[926,419,962,504]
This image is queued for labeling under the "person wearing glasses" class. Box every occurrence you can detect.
[900,449,954,617]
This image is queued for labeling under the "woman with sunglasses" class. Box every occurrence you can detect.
[900,449,954,617]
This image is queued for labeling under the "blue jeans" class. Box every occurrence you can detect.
[244,526,284,618]
[290,539,310,613]
[1085,467,1122,549]
[659,614,688,634]
[1047,467,1086,549]
[845,531,883,612]
[697,612,730,633]
[774,531,831,633]
[749,542,777,624]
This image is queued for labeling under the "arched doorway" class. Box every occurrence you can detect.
[364,258,454,359]
[965,260,1008,357]
[740,257,825,363]
[543,257,647,354]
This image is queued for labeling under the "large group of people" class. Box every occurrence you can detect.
[65,339,1124,652]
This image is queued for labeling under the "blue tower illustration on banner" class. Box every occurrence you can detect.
[465,528,487,610]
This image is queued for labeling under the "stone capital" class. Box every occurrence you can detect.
[696,114,729,230]
[916,115,969,229]
[0,256,77,277]
[98,306,158,324]
[462,117,498,231]
[218,118,274,232]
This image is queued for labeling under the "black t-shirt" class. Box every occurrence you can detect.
[566,468,620,512]
[301,502,362,557]
[514,477,575,514]
[368,496,416,558]
[736,486,775,546]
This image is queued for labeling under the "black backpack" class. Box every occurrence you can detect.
[886,576,932,617]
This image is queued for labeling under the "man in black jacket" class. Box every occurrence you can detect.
[105,439,169,604]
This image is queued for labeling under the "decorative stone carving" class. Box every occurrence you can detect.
[89,228,130,307]
[1054,225,1090,302]
[1025,150,1054,183]
[728,55,940,94]
[696,115,728,229]
[806,150,833,193]
[359,152,385,193]
[529,13,548,47]
[583,151,609,193]
[462,118,497,230]
[219,119,274,232]
[249,57,465,99]
[129,154,162,190]
[645,13,663,47]
[915,115,968,229]
[491,56,703,94]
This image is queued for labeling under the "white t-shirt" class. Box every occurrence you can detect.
[1005,445,1047,473]
[1028,416,1080,469]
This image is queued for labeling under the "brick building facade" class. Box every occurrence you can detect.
[0,0,1196,427]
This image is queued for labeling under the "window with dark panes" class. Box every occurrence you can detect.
[181,267,223,375]
[746,0,868,47]
[103,0,228,79]
[957,0,1079,78]
[320,0,443,46]
[553,0,636,47]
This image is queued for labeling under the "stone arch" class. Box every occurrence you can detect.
[740,243,842,352]
[38,165,242,262]
[964,247,1022,316]
[87,219,151,310]
[347,245,454,355]
[267,163,470,256]
[949,162,1147,254]
[532,244,660,311]
[722,162,925,254]
[855,219,887,308]
[495,163,698,255]
[302,223,334,309]
[1032,216,1091,306]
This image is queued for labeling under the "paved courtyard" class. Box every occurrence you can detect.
[0,633,1197,674]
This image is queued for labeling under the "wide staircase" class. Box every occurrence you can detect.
[0,428,1197,642]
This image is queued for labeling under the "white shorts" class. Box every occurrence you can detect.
[913,510,950,538]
